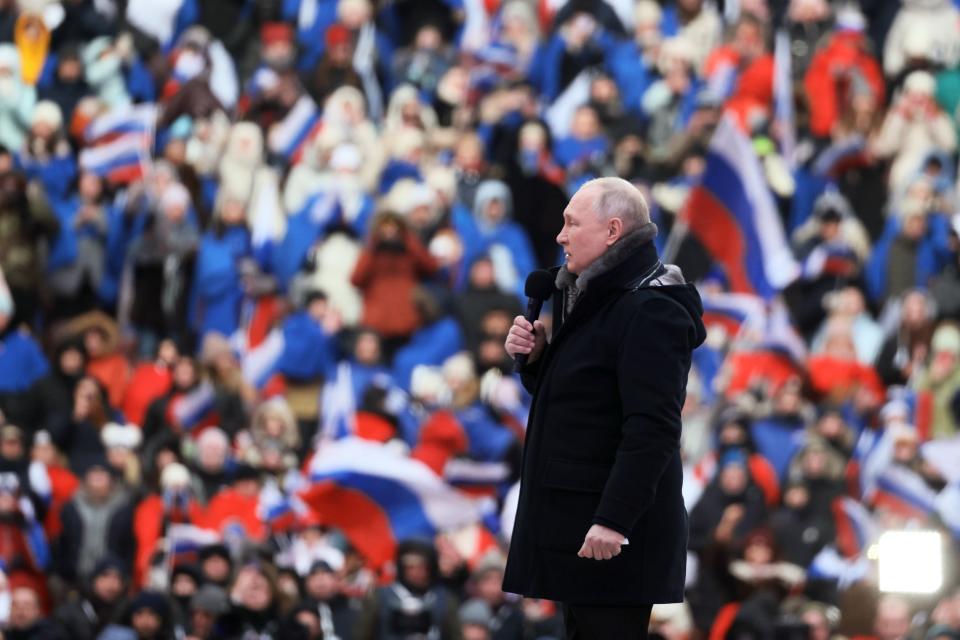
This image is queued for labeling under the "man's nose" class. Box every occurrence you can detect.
[556,229,566,245]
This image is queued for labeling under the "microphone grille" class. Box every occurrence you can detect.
[524,269,555,299]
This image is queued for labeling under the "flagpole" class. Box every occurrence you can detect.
[661,218,688,265]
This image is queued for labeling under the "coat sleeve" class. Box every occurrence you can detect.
[591,295,690,536]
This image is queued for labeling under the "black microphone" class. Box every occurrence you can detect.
[515,269,555,371]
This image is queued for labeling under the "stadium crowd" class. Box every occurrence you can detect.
[0,0,959,638]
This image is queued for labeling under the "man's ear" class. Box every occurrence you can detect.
[606,217,624,246]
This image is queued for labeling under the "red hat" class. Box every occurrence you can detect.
[325,23,351,49]
[261,22,294,47]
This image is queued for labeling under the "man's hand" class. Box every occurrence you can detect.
[578,524,627,561]
[505,316,546,364]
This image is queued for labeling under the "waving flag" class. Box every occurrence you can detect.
[169,382,217,432]
[872,465,938,520]
[300,438,483,569]
[681,116,800,299]
[268,95,322,163]
[700,290,766,340]
[832,496,877,559]
[79,134,151,184]
[808,545,871,589]
[935,483,960,540]
[84,103,157,144]
[80,103,156,185]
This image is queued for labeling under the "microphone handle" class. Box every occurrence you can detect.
[514,297,544,371]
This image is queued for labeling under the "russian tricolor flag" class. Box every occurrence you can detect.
[166,524,221,558]
[268,95,322,163]
[84,103,157,144]
[300,438,483,570]
[170,382,218,432]
[872,465,938,520]
[79,134,150,184]
[700,290,766,339]
[682,116,800,299]
[831,496,876,559]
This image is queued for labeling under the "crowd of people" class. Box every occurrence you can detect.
[0,0,958,638]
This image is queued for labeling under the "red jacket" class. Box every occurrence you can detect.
[122,363,172,426]
[351,230,438,339]
[705,46,775,131]
[133,494,205,587]
[805,32,885,137]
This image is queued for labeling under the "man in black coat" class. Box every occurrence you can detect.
[503,177,706,639]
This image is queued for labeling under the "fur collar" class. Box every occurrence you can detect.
[555,221,659,292]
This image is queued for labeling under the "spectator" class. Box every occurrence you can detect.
[913,323,960,438]
[57,460,134,585]
[355,538,462,640]
[54,555,131,640]
[6,585,65,639]
[351,211,439,349]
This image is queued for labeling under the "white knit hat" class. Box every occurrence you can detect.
[32,100,63,130]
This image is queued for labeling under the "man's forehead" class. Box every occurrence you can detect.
[565,185,598,214]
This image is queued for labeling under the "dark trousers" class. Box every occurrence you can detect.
[562,603,653,640]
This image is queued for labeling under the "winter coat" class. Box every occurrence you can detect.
[351,225,439,339]
[0,331,50,433]
[0,45,37,152]
[865,214,951,302]
[0,173,59,298]
[133,492,204,587]
[687,479,768,633]
[274,312,337,382]
[391,317,464,392]
[467,180,538,299]
[57,489,135,584]
[805,31,886,138]
[873,106,957,193]
[502,238,706,606]
[884,0,960,77]
[121,363,172,427]
[191,225,250,339]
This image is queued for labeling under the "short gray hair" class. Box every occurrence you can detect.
[583,177,650,230]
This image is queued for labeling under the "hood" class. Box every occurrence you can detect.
[649,275,708,350]
[0,44,20,74]
[472,179,513,221]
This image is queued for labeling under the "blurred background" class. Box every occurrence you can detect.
[0,0,959,638]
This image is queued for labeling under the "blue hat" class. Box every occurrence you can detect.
[719,447,749,469]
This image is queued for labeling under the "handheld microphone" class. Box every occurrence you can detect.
[515,269,555,371]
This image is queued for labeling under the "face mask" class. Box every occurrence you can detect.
[519,149,539,174]
[175,51,206,81]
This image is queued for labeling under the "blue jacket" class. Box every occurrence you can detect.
[0,331,49,392]
[275,312,337,381]
[392,317,464,391]
[15,151,77,203]
[272,192,373,288]
[191,226,251,338]
[606,40,655,114]
[865,214,951,302]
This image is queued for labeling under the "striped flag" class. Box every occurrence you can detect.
[700,290,766,340]
[872,464,939,520]
[80,103,155,185]
[79,134,151,184]
[169,382,217,432]
[681,116,800,299]
[267,95,322,163]
[84,103,157,144]
[300,438,483,569]
[832,496,877,559]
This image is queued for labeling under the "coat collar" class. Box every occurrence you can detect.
[555,222,659,294]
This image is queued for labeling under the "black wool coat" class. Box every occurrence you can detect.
[502,241,706,606]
